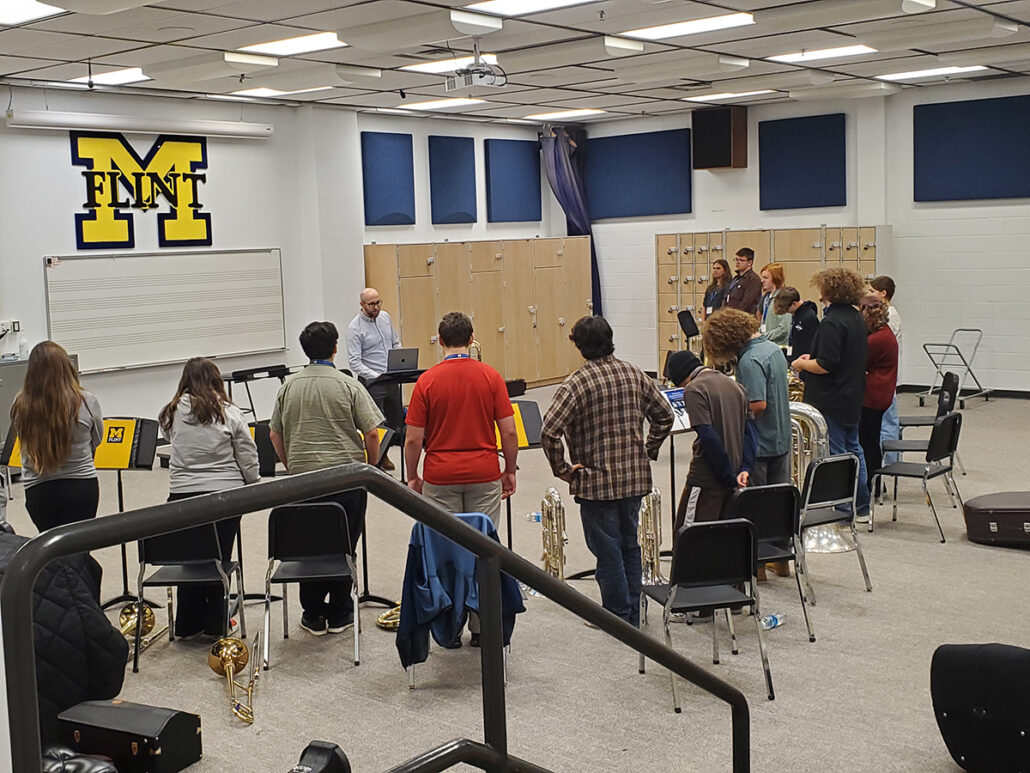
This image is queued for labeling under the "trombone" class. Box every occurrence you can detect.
[208,631,261,724]
[119,602,167,662]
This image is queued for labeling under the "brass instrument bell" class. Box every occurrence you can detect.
[119,602,155,637]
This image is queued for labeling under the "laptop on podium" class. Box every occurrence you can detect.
[387,347,419,373]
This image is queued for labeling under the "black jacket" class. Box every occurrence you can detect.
[803,303,868,425]
[788,301,820,364]
[0,534,127,743]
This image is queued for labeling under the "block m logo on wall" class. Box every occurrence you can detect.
[71,131,211,249]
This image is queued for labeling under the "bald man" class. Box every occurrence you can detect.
[346,288,403,469]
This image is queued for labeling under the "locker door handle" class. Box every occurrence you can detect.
[864,242,875,250]
[846,241,858,251]
[427,257,435,265]
[699,274,709,282]
[498,326,505,333]
[430,335,438,343]
[668,334,679,342]
[712,245,723,252]
[697,246,708,253]
[556,249,565,256]
[558,317,566,326]
[667,247,678,255]
[683,246,693,254]
[527,306,536,314]
[683,275,694,283]
[667,305,679,313]
[667,276,678,284]
[587,300,594,310]
[811,242,822,248]
[495,253,503,259]
[827,242,840,251]
[685,305,694,311]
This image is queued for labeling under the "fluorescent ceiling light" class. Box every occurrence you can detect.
[341,9,501,52]
[0,1,62,24]
[522,108,605,120]
[938,42,1030,67]
[861,18,1017,52]
[615,53,748,84]
[69,67,149,86]
[144,51,278,84]
[877,65,988,81]
[239,32,345,56]
[231,86,334,97]
[466,0,596,14]
[45,0,148,12]
[622,12,753,41]
[769,45,877,63]
[5,108,273,139]
[401,54,498,74]
[790,81,902,100]
[754,0,934,33]
[684,90,774,102]
[397,97,486,110]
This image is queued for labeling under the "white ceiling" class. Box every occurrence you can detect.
[0,0,1027,122]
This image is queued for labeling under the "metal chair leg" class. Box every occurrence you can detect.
[795,567,816,643]
[262,580,271,671]
[638,593,646,674]
[869,474,879,533]
[167,586,175,642]
[712,611,720,665]
[236,566,247,638]
[924,479,946,543]
[352,586,360,667]
[797,542,817,606]
[956,451,966,476]
[407,665,415,690]
[892,478,899,521]
[725,608,738,655]
[752,585,774,701]
[851,524,873,591]
[282,583,289,638]
[664,608,680,713]
[949,472,964,506]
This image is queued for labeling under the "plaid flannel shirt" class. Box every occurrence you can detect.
[541,356,674,501]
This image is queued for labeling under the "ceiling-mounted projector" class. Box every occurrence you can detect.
[446,63,505,91]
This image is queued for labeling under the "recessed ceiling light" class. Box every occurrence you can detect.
[239,32,346,56]
[0,1,63,24]
[622,12,753,41]
[465,0,597,15]
[769,45,877,63]
[231,86,334,97]
[522,108,606,120]
[69,67,150,85]
[684,90,774,102]
[400,54,499,74]
[877,65,988,81]
[397,97,486,110]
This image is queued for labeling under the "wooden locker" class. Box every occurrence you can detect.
[471,271,506,376]
[657,262,681,295]
[772,229,823,263]
[397,243,436,278]
[840,227,860,271]
[785,261,824,306]
[657,234,678,266]
[532,237,565,269]
[725,230,772,264]
[563,237,592,371]
[534,265,568,380]
[435,242,473,318]
[659,293,681,325]
[363,244,399,316]
[660,322,682,352]
[824,228,844,266]
[399,276,438,368]
[859,227,877,280]
[501,240,538,382]
[470,240,503,273]
[707,231,726,262]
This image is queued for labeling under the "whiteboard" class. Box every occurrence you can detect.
[44,249,286,374]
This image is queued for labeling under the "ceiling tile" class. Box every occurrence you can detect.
[0,56,61,77]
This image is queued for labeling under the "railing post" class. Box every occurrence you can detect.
[732,703,750,772]
[477,554,507,770]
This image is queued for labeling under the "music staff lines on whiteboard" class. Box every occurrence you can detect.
[52,320,282,351]
[47,269,280,291]
[50,305,283,332]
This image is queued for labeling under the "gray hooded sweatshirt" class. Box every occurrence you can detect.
[162,395,260,494]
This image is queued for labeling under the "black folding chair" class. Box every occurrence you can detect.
[888,372,965,476]
[870,412,963,543]
[798,454,872,605]
[134,522,245,672]
[263,503,359,669]
[724,484,815,643]
[639,518,774,707]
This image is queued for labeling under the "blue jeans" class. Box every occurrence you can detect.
[825,417,869,515]
[881,393,900,465]
[577,496,643,627]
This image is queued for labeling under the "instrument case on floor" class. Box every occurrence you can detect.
[962,492,1030,548]
[58,700,201,773]
[931,643,1030,773]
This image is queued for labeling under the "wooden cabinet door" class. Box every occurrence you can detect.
[564,241,592,371]
[708,231,726,263]
[535,266,568,380]
[657,234,678,266]
[532,237,565,269]
[471,271,506,377]
[470,241,503,273]
[363,245,399,315]
[657,263,681,295]
[660,322,682,352]
[435,242,472,327]
[502,240,538,382]
[786,261,825,306]
[840,227,860,271]
[859,227,877,281]
[399,276,438,368]
[772,229,823,263]
[398,244,436,278]
[725,230,771,264]
[823,228,843,266]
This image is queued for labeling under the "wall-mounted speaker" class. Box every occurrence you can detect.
[692,106,747,170]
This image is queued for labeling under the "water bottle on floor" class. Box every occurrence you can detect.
[525,511,542,523]
[759,612,785,630]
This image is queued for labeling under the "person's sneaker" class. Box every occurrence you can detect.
[854,513,871,524]
[443,632,463,649]
[300,614,328,636]
[380,455,396,471]
[469,633,481,648]
[327,613,354,634]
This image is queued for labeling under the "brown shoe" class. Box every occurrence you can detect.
[757,565,768,582]
[380,455,396,471]
[769,561,791,578]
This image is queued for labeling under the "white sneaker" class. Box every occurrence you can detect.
[854,513,871,524]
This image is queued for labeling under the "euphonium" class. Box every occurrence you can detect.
[208,633,260,724]
[541,487,567,581]
[638,487,665,585]
[469,339,483,361]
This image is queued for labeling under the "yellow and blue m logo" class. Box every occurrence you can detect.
[106,426,125,444]
[71,131,211,249]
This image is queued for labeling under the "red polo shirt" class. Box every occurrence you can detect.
[406,357,514,485]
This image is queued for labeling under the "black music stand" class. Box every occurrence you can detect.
[361,368,424,482]
[358,427,398,609]
[223,364,292,420]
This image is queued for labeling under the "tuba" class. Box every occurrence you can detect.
[790,401,857,553]
[119,602,167,661]
[638,488,665,586]
[208,633,260,724]
[541,487,567,582]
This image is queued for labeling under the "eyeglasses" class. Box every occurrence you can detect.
[363,300,382,307]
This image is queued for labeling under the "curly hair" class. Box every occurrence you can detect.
[701,308,759,365]
[811,267,866,306]
[860,295,890,333]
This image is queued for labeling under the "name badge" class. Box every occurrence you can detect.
[706,307,713,316]
[760,324,767,333]
[787,346,793,356]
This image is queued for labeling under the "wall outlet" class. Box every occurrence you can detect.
[10,320,20,332]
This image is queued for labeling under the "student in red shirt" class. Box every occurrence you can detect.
[858,295,898,493]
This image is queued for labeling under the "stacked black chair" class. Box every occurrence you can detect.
[888,371,966,476]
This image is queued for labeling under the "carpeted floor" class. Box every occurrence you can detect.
[4,389,1027,772]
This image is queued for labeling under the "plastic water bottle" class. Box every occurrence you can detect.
[525,511,542,523]
[17,334,29,359]
[759,612,785,630]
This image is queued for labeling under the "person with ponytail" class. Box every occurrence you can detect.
[158,357,259,639]
[11,341,103,533]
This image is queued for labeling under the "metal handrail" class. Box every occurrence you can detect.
[1,463,749,772]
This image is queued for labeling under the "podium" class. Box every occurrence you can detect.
[2,417,159,609]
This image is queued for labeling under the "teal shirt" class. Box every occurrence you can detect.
[736,336,791,457]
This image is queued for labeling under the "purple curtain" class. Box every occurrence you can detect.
[541,126,603,317]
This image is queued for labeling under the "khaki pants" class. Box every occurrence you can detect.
[422,479,503,634]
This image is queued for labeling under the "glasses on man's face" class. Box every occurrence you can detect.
[364,300,382,307]
[734,257,750,263]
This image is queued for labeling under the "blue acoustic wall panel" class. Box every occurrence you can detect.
[484,138,541,222]
[914,94,1030,202]
[428,135,477,224]
[759,113,846,210]
[360,131,416,226]
[583,128,691,219]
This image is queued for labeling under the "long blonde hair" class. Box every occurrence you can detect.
[10,341,85,474]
